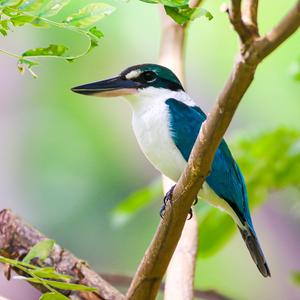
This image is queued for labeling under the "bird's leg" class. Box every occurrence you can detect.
[160,184,176,218]
[187,208,193,220]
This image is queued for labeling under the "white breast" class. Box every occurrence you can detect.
[131,98,187,182]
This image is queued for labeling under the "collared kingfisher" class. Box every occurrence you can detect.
[71,64,271,277]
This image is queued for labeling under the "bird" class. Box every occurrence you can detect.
[71,63,271,278]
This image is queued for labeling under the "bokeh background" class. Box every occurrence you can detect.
[0,0,300,299]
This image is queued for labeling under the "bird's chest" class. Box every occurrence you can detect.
[132,103,187,181]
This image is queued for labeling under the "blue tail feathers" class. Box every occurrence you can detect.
[238,223,271,277]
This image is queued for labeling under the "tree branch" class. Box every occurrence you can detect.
[256,0,300,60]
[242,0,259,36]
[228,0,251,43]
[0,209,124,300]
[126,1,300,299]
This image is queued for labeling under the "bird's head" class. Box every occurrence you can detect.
[71,64,184,99]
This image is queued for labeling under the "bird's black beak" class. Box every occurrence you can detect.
[71,76,140,97]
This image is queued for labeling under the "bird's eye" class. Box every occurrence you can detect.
[141,71,156,82]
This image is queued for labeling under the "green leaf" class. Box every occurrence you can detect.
[0,28,7,36]
[22,44,68,57]
[18,58,39,77]
[40,292,69,300]
[292,271,300,286]
[139,0,189,7]
[159,0,189,7]
[112,180,162,226]
[37,0,70,17]
[138,0,159,4]
[0,0,21,8]
[22,239,55,264]
[0,19,10,30]
[64,3,115,28]
[19,0,44,12]
[10,15,36,26]
[32,267,72,280]
[20,277,97,292]
[87,26,104,50]
[165,5,213,25]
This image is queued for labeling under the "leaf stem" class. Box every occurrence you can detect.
[0,48,21,59]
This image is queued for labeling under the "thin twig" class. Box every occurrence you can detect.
[256,0,300,60]
[0,209,124,300]
[126,1,300,299]
[243,0,259,36]
[228,0,251,43]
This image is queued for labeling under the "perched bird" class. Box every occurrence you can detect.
[71,64,271,277]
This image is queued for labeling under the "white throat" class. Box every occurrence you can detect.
[124,87,195,113]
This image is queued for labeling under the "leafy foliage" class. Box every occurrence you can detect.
[0,240,97,300]
[23,239,55,264]
[0,0,115,76]
[0,0,211,76]
[113,128,300,257]
[139,0,212,25]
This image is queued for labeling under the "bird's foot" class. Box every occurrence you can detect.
[187,208,193,220]
[160,184,176,218]
[193,197,198,206]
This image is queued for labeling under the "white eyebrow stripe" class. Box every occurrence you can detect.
[125,70,142,80]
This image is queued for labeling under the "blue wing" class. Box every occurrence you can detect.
[165,98,253,228]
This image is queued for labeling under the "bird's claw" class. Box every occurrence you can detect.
[160,184,176,218]
[187,207,193,220]
[160,185,195,220]
[193,198,198,206]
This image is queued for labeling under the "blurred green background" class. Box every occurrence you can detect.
[0,0,299,299]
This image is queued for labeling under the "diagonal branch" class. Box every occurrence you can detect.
[126,1,300,300]
[0,209,125,300]
[256,0,300,60]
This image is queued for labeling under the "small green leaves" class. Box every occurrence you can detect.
[138,0,212,25]
[40,292,69,300]
[165,6,213,25]
[18,58,39,77]
[31,267,72,280]
[22,44,68,57]
[87,26,104,50]
[0,0,113,77]
[37,0,70,18]
[0,253,97,299]
[64,3,115,28]
[22,239,55,264]
[10,15,36,26]
[20,277,97,292]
